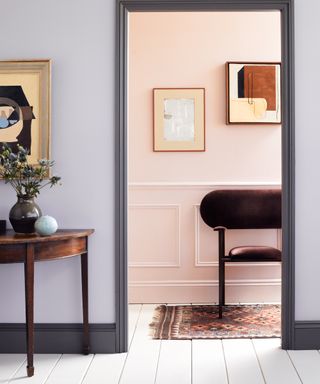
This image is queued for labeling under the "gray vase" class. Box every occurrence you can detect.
[9,196,42,234]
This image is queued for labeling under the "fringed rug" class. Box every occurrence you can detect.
[150,304,280,339]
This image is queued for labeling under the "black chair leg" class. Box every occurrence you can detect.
[219,259,225,318]
[216,228,226,319]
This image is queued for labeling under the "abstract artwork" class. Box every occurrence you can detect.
[226,62,281,124]
[0,60,51,169]
[153,88,205,151]
[163,98,195,142]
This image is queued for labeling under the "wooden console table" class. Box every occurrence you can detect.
[0,229,94,377]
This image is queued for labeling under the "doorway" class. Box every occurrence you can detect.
[115,0,295,352]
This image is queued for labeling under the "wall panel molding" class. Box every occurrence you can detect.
[128,204,181,267]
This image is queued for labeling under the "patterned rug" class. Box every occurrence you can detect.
[150,304,280,339]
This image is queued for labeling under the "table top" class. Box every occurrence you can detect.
[0,229,94,245]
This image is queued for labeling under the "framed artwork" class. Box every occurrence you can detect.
[0,60,51,166]
[226,62,281,124]
[153,88,205,151]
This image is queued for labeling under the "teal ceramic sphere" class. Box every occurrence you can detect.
[34,215,58,236]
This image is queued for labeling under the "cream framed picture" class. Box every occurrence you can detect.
[0,60,51,167]
[226,62,281,124]
[153,88,205,151]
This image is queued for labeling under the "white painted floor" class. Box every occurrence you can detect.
[1,304,320,383]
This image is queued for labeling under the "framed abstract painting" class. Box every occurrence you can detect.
[0,60,51,168]
[226,62,281,124]
[153,88,205,151]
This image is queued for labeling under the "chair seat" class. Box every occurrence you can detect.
[229,246,281,261]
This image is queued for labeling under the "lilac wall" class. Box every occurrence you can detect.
[0,0,115,323]
[295,0,320,320]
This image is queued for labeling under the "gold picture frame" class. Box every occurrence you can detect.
[0,60,51,168]
[153,88,205,151]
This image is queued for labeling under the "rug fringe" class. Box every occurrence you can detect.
[149,305,166,339]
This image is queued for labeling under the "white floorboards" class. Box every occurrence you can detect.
[9,355,61,384]
[44,354,94,384]
[223,338,265,384]
[119,304,161,384]
[287,350,320,384]
[82,354,127,384]
[156,340,192,384]
[1,304,320,383]
[0,354,26,383]
[253,338,301,384]
[192,340,228,384]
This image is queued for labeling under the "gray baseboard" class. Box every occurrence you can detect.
[294,321,320,350]
[0,323,116,353]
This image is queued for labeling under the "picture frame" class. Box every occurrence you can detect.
[226,62,281,124]
[153,88,205,151]
[0,60,51,169]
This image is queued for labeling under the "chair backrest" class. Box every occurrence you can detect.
[200,189,281,229]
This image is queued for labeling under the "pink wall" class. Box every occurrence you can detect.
[129,11,281,183]
[128,12,282,303]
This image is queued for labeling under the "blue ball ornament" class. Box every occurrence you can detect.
[35,215,58,236]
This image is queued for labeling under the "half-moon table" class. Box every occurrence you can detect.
[0,229,94,377]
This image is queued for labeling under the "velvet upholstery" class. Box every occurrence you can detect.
[229,246,281,261]
[200,189,281,229]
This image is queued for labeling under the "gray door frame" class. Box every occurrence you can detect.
[116,0,295,352]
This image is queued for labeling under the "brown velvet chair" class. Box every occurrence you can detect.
[200,189,281,318]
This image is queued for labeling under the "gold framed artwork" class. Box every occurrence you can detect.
[153,88,205,151]
[226,62,281,124]
[0,60,51,166]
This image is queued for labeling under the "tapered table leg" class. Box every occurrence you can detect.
[25,244,34,377]
[81,251,90,355]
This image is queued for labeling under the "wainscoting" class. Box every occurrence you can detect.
[128,182,281,304]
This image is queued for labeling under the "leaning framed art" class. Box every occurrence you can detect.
[226,62,281,124]
[0,60,51,167]
[153,88,205,151]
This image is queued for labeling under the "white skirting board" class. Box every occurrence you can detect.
[129,280,281,304]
